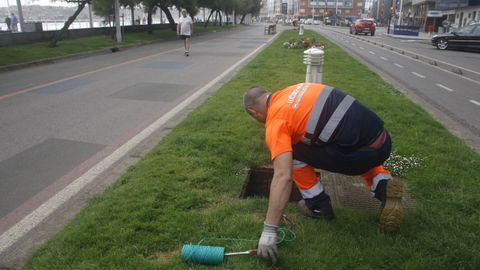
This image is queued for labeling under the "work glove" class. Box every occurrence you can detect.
[257,223,278,264]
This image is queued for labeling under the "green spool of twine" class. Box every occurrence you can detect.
[181,227,296,265]
[181,244,225,265]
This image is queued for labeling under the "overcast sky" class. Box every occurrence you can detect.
[1,0,77,8]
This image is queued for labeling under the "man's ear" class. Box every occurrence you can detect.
[246,107,257,117]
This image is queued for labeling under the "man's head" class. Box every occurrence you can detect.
[181,9,187,17]
[244,87,270,123]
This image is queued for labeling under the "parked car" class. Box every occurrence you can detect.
[324,17,332,25]
[431,23,480,51]
[304,19,313,25]
[350,19,376,36]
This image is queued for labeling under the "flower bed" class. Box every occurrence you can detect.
[282,37,325,49]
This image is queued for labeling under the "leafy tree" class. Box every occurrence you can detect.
[197,0,222,27]
[49,0,91,48]
[237,0,261,24]
[122,0,141,26]
[175,0,198,19]
[92,0,114,23]
[142,0,158,33]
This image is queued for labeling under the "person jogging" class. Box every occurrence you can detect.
[243,83,404,264]
[177,9,193,56]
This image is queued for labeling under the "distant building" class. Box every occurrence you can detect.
[400,0,479,31]
[372,0,389,24]
[295,0,365,21]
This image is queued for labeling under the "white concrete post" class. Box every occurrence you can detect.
[299,23,304,35]
[303,47,325,83]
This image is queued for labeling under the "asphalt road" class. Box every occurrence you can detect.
[311,25,480,150]
[0,25,274,254]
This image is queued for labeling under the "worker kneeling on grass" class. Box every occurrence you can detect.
[244,83,404,264]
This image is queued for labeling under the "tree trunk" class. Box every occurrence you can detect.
[48,0,88,48]
[204,9,214,28]
[130,6,135,26]
[219,11,223,26]
[160,5,176,31]
[240,14,246,24]
[147,8,153,34]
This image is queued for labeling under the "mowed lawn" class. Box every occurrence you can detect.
[0,25,230,67]
[23,30,480,270]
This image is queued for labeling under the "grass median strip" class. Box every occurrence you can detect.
[23,30,480,269]
[0,25,231,68]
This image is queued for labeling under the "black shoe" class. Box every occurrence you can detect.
[375,179,404,233]
[297,197,335,221]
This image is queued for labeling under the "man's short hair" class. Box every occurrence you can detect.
[244,87,267,110]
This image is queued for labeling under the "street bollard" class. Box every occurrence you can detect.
[303,47,324,83]
[299,24,304,35]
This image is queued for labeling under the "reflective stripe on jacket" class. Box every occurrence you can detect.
[300,85,384,149]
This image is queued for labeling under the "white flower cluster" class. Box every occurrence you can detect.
[384,151,424,177]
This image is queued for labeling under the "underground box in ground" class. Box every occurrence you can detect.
[240,167,415,211]
[240,167,302,202]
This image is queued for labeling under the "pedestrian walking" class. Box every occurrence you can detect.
[10,13,18,32]
[244,83,404,264]
[4,15,11,31]
[177,9,193,56]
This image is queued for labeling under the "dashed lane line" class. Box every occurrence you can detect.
[412,72,426,78]
[323,28,480,81]
[470,100,480,106]
[436,83,454,92]
[394,63,404,68]
[380,56,388,61]
[359,46,365,50]
[369,51,376,55]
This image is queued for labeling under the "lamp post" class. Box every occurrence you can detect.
[114,0,122,43]
[397,0,403,25]
[88,3,94,28]
[334,0,338,26]
[15,0,25,32]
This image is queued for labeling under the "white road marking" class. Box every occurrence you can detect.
[411,72,426,78]
[380,57,388,61]
[0,37,273,255]
[359,46,364,50]
[436,83,454,92]
[394,63,404,68]
[351,43,356,46]
[470,100,480,106]
[369,51,376,55]
[322,28,480,84]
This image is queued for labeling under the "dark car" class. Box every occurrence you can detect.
[431,23,480,51]
[350,19,376,36]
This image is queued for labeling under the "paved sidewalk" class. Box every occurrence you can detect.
[0,24,277,268]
